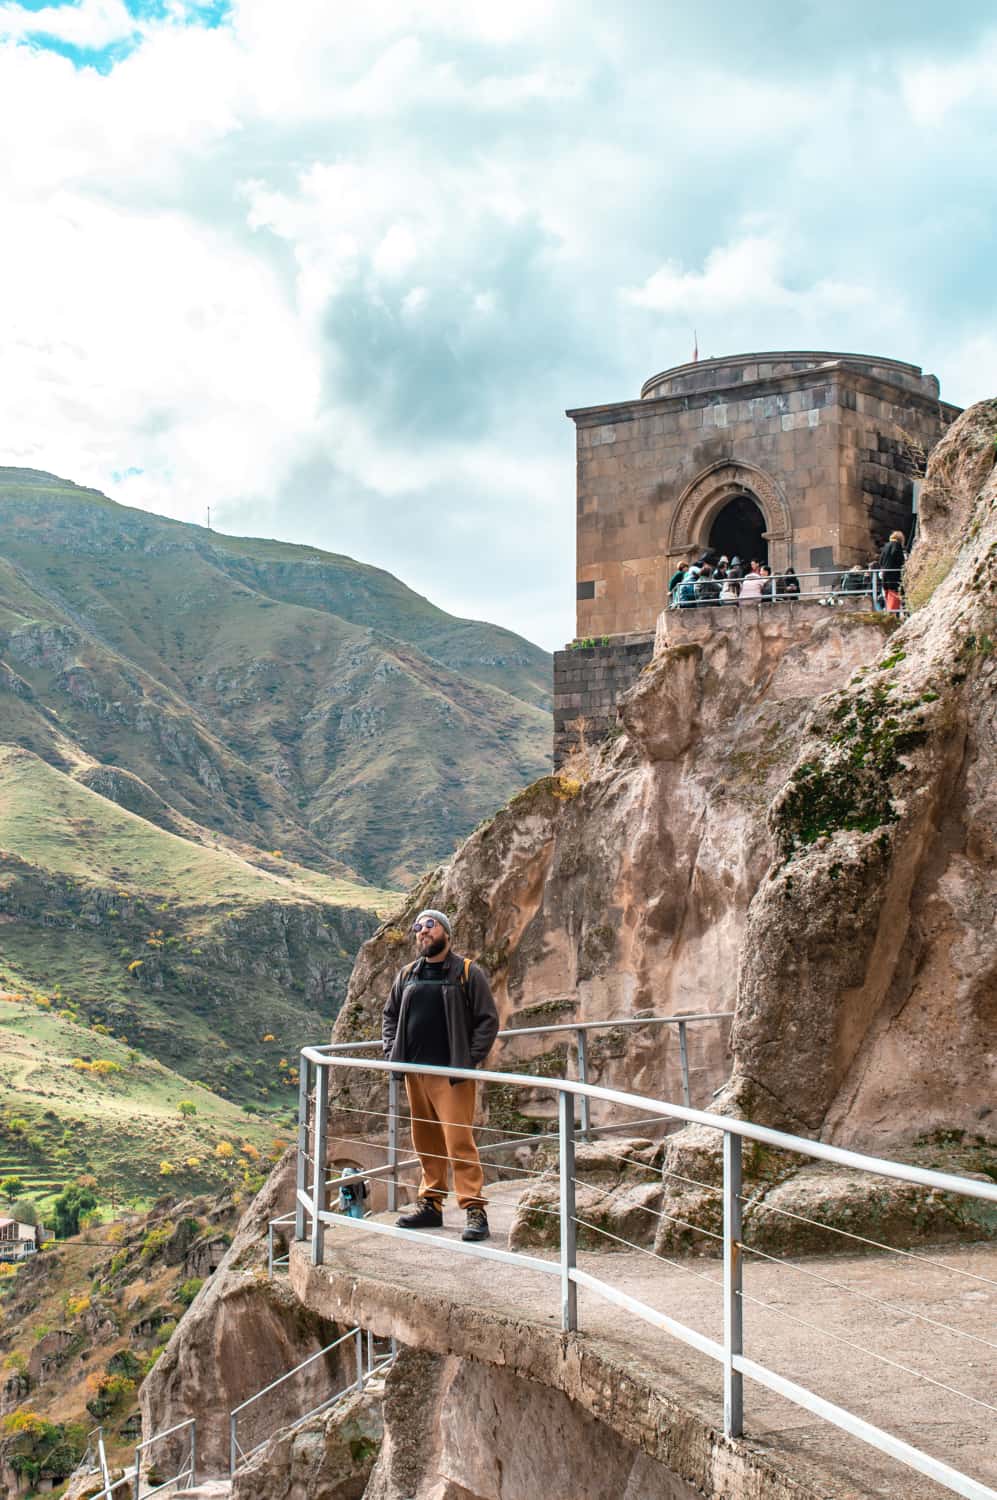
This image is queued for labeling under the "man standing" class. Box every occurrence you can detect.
[382,910,499,1242]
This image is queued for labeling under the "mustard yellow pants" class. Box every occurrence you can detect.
[404,1073,485,1209]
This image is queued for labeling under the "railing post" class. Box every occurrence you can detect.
[230,1412,237,1478]
[311,1063,329,1265]
[678,1020,691,1109]
[295,1052,310,1241]
[97,1430,110,1491]
[355,1326,365,1392]
[133,1442,141,1500]
[558,1089,578,1333]
[723,1131,744,1438]
[575,1029,591,1141]
[267,1219,274,1279]
[367,1328,374,1377]
[387,1071,399,1213]
[188,1419,196,1490]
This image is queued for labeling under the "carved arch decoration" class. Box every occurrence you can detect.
[668,460,794,570]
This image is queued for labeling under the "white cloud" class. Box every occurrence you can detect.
[622,234,874,318]
[901,40,997,125]
[0,191,319,520]
[0,2,996,651]
[0,0,136,47]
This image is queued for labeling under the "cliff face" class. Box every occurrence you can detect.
[336,400,996,1156]
[728,398,997,1148]
[334,608,899,1128]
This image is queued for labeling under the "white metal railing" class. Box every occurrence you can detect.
[668,566,903,611]
[293,1010,731,1221]
[133,1416,196,1497]
[295,1050,997,1500]
[268,1210,296,1276]
[229,1325,395,1475]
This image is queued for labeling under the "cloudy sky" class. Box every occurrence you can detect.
[1,1,996,649]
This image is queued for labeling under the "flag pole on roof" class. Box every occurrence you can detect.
[692,329,699,363]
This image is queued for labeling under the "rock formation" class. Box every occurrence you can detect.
[135,402,997,1498]
[140,1154,347,1480]
[334,401,996,1171]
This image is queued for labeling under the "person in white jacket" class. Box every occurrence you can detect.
[739,564,765,602]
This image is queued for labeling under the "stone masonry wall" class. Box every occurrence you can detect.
[553,635,654,766]
[569,354,955,641]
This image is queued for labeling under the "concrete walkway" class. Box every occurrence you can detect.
[290,1182,997,1500]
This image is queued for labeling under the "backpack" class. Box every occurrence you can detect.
[401,955,473,1003]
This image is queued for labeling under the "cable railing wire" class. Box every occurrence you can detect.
[747,1194,997,1291]
[739,1240,997,1354]
[296,1043,997,1500]
[736,1286,997,1419]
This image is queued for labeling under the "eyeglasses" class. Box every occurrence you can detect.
[411,919,440,933]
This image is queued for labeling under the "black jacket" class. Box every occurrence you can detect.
[878,540,906,590]
[382,950,499,1079]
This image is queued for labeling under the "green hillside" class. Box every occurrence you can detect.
[0,467,552,886]
[0,745,395,1102]
[0,465,550,1202]
[0,996,283,1202]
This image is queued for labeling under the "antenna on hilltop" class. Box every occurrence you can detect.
[206,506,212,530]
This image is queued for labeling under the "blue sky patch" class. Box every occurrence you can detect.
[3,0,231,72]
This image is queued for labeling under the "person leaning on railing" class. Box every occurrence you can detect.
[381,910,499,1242]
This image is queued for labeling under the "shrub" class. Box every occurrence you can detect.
[175,1277,204,1309]
[140,1226,173,1262]
[53,1184,97,1238]
[0,1176,25,1200]
[177,1100,197,1118]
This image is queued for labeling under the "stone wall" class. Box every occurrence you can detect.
[568,350,957,640]
[552,634,654,766]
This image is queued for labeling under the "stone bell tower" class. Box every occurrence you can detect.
[553,350,959,765]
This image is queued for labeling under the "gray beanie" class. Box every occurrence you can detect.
[414,908,452,937]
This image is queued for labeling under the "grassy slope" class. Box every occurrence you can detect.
[0,747,399,1128]
[0,1189,246,1483]
[0,469,552,885]
[0,998,281,1201]
[0,466,548,1203]
[0,746,393,911]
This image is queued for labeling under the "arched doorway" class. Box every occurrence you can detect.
[708,494,768,565]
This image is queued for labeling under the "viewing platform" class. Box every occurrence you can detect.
[290,1183,997,1500]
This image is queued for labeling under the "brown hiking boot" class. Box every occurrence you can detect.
[461,1206,490,1242]
[396,1197,443,1229]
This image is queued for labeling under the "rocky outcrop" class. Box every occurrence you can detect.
[230,1384,383,1500]
[333,402,996,1182]
[140,1153,348,1480]
[722,397,997,1150]
[331,606,898,1137]
[360,1346,700,1500]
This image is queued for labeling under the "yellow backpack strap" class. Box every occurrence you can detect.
[463,958,471,986]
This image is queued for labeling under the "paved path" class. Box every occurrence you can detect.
[292,1182,997,1500]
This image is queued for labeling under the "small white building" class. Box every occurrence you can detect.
[0,1217,45,1260]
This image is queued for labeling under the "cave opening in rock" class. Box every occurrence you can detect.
[709,494,768,564]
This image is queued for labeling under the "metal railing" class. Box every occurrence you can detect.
[295,1010,731,1220]
[296,1050,997,1500]
[133,1416,196,1497]
[268,1210,296,1276]
[668,566,903,611]
[229,1325,395,1475]
[76,1420,196,1499]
